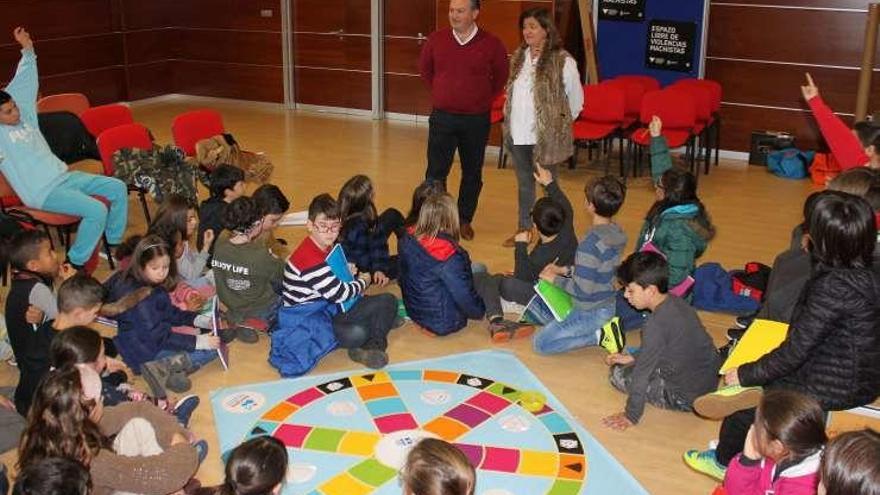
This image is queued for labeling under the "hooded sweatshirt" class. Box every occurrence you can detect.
[723,450,822,495]
[636,204,713,287]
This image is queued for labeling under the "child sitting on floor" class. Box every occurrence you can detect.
[277,193,399,373]
[398,193,485,336]
[202,436,288,495]
[601,251,720,432]
[723,390,827,495]
[17,365,201,495]
[5,229,76,414]
[12,457,91,495]
[151,194,214,287]
[530,175,627,354]
[472,163,576,341]
[253,183,292,258]
[401,438,476,495]
[105,235,220,398]
[338,175,404,286]
[198,164,245,256]
[819,428,880,495]
[211,196,284,339]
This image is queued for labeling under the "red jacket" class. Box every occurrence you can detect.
[808,96,869,170]
[419,27,508,114]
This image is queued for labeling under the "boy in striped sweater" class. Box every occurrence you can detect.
[532,175,627,354]
[282,194,399,369]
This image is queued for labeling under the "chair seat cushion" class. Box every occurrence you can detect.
[572,120,619,141]
[10,207,79,225]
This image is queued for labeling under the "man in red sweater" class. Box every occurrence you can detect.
[419,0,509,240]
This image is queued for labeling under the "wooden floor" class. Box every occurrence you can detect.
[0,97,817,494]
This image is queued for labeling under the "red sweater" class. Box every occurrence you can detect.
[808,96,869,170]
[419,27,509,114]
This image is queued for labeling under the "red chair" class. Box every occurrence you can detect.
[571,84,627,175]
[614,75,661,93]
[0,172,114,271]
[629,88,698,177]
[490,93,509,169]
[96,123,154,224]
[601,79,646,130]
[36,93,90,115]
[171,109,225,156]
[80,104,134,138]
[674,78,723,167]
[670,80,714,174]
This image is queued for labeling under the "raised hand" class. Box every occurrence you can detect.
[649,115,662,138]
[801,73,819,101]
[13,27,33,50]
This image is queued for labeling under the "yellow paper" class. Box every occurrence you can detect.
[720,319,789,374]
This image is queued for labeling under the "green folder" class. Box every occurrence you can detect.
[534,280,574,322]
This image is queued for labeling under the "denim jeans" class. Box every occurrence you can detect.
[40,171,128,265]
[532,302,615,354]
[156,348,217,371]
[508,144,558,230]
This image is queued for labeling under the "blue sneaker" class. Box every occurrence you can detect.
[194,439,209,465]
[173,394,200,428]
[683,448,726,481]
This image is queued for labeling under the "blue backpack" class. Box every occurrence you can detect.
[767,148,815,179]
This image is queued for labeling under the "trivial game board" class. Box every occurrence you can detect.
[211,351,647,495]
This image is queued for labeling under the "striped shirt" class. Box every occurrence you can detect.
[556,223,627,311]
[282,237,365,306]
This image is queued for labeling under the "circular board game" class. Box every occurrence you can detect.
[231,368,588,495]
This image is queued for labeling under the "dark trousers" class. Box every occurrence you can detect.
[473,273,535,319]
[377,208,404,280]
[609,364,693,413]
[332,293,397,351]
[426,110,491,223]
[716,408,756,466]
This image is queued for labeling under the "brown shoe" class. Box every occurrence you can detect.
[460,223,475,241]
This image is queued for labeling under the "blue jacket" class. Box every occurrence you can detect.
[340,217,392,275]
[398,232,485,335]
[269,300,339,377]
[105,273,198,373]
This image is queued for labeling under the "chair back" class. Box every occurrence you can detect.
[614,75,661,93]
[581,84,625,123]
[640,89,696,130]
[601,79,645,118]
[670,81,712,123]
[80,104,134,138]
[36,93,90,115]
[171,109,225,156]
[96,123,154,176]
[675,78,723,113]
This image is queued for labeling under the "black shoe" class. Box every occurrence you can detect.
[734,314,755,329]
[234,326,259,343]
[348,348,389,369]
[104,370,128,387]
[218,328,237,344]
[726,327,746,342]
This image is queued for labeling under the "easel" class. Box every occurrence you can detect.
[855,2,880,121]
[577,0,600,84]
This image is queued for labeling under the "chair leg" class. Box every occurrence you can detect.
[714,117,721,167]
[43,225,56,250]
[619,135,626,178]
[102,235,116,270]
[571,143,580,170]
[704,130,711,175]
[139,192,152,225]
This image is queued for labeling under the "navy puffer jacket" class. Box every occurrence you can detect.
[398,232,484,335]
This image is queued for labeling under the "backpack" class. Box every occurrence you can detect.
[767,148,814,179]
[730,262,772,303]
[692,263,761,315]
[111,145,198,205]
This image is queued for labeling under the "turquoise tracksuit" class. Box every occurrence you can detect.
[0,48,127,265]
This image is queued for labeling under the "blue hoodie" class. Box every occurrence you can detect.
[0,49,68,207]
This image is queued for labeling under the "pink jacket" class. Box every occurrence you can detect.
[723,450,821,495]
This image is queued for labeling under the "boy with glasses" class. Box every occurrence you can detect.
[279,194,400,370]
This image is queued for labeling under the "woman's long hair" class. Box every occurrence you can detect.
[17,367,105,470]
[519,7,563,72]
[338,175,378,234]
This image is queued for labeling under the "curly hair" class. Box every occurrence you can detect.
[17,367,106,470]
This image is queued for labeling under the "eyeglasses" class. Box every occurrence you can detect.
[313,222,341,234]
